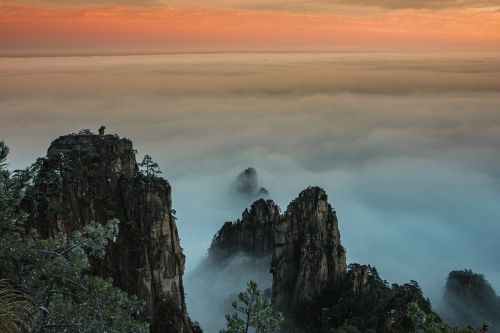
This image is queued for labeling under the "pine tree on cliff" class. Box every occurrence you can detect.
[139,154,162,178]
[0,141,33,332]
[0,141,148,332]
[220,280,283,333]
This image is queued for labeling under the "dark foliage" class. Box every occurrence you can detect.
[444,270,500,329]
[293,265,436,333]
[0,140,147,332]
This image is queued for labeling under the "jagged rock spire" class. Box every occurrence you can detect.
[271,186,346,318]
[209,198,280,262]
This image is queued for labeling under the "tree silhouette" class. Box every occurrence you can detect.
[220,280,283,333]
[98,126,106,135]
[139,155,162,178]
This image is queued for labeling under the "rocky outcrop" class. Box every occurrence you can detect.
[210,186,347,320]
[345,263,370,295]
[271,186,346,318]
[235,167,258,195]
[210,186,439,332]
[268,189,442,332]
[24,132,194,333]
[209,199,280,262]
[443,270,500,330]
[233,167,270,200]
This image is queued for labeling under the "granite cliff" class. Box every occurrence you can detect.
[24,132,195,333]
[209,186,348,323]
[271,187,347,318]
[209,186,439,332]
[209,198,279,262]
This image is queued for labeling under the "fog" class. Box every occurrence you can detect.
[1,53,499,331]
[185,255,273,332]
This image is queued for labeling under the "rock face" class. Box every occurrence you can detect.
[209,199,280,262]
[210,186,440,332]
[210,186,346,320]
[345,263,370,295]
[444,270,500,330]
[210,186,443,331]
[25,133,193,333]
[271,187,346,318]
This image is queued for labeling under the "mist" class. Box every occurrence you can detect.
[1,52,500,331]
[185,255,273,333]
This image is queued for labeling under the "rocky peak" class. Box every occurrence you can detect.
[271,186,346,318]
[444,269,500,328]
[25,132,194,333]
[235,167,258,194]
[210,186,443,331]
[210,186,346,319]
[209,198,280,262]
[445,270,497,304]
[48,133,137,177]
[233,167,270,199]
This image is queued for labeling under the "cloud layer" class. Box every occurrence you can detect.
[1,53,500,330]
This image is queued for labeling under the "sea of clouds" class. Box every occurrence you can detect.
[1,52,500,331]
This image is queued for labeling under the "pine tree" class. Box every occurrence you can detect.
[139,154,162,178]
[220,280,283,333]
[0,141,148,333]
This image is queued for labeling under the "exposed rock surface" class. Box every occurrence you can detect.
[210,186,347,319]
[210,186,439,332]
[345,263,370,295]
[24,133,194,333]
[209,198,280,262]
[271,186,347,318]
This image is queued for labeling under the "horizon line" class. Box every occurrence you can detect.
[2,49,500,59]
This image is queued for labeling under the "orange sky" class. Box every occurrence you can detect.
[1,1,500,55]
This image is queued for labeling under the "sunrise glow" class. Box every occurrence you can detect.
[2,1,500,55]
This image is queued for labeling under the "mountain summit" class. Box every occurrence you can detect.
[24,132,195,333]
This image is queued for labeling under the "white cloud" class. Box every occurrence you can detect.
[1,53,500,328]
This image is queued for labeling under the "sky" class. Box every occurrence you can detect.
[1,0,500,55]
[1,52,500,331]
